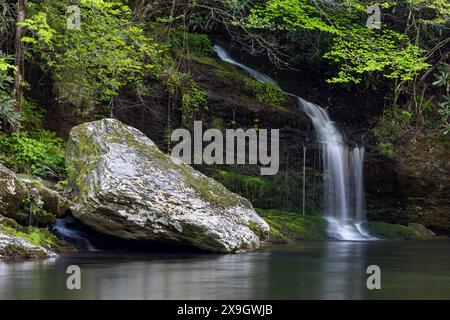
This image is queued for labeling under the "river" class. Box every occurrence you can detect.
[2,240,450,299]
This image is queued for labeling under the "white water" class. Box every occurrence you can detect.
[53,218,97,251]
[213,44,372,240]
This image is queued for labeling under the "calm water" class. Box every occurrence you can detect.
[1,241,450,300]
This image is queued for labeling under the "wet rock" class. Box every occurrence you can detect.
[0,230,58,260]
[0,164,72,227]
[0,164,29,222]
[66,119,269,253]
[20,176,72,218]
[366,133,450,235]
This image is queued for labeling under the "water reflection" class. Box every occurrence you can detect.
[319,241,367,299]
[1,241,450,299]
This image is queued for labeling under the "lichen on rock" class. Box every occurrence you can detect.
[0,164,72,227]
[66,118,269,252]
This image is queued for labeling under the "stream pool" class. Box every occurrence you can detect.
[1,240,450,300]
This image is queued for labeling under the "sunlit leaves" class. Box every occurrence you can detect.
[246,0,434,83]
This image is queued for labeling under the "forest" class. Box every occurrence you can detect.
[0,0,449,290]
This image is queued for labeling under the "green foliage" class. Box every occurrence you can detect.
[433,64,450,134]
[171,31,213,55]
[0,93,19,130]
[0,223,57,248]
[0,51,18,131]
[256,209,328,242]
[245,79,287,106]
[182,85,208,113]
[433,64,450,93]
[438,96,450,135]
[213,169,318,213]
[20,99,44,131]
[324,31,429,84]
[18,11,55,45]
[363,221,433,240]
[163,69,208,125]
[24,0,167,112]
[0,130,65,177]
[246,0,431,84]
[372,108,414,157]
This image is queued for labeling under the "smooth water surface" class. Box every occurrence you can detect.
[1,241,450,300]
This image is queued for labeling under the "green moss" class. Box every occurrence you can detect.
[181,167,244,208]
[71,121,244,208]
[66,126,101,201]
[1,243,48,260]
[117,130,244,208]
[189,54,250,82]
[244,78,288,107]
[256,209,327,242]
[177,222,227,252]
[0,224,58,249]
[32,207,56,227]
[363,221,434,240]
[212,169,318,213]
[247,221,264,239]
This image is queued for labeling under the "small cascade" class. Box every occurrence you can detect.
[53,217,97,251]
[213,44,373,240]
[213,45,280,88]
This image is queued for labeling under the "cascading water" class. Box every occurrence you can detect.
[213,45,280,88]
[213,44,372,240]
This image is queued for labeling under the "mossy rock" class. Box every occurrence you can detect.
[0,243,49,260]
[0,164,29,219]
[0,215,65,252]
[0,216,60,260]
[256,209,328,243]
[363,221,436,240]
[65,119,269,253]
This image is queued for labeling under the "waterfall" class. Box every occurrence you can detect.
[299,98,369,240]
[53,217,97,251]
[213,44,372,240]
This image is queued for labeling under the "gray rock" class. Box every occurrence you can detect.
[0,230,58,260]
[0,164,28,220]
[0,164,71,226]
[66,118,269,252]
[408,223,436,236]
[19,176,72,218]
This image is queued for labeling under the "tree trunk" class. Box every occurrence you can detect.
[14,0,27,116]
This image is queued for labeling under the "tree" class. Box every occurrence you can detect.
[13,0,26,115]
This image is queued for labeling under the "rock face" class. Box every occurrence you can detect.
[0,231,58,260]
[66,119,269,252]
[366,133,450,235]
[408,223,436,236]
[20,176,72,219]
[0,164,71,227]
[0,164,28,218]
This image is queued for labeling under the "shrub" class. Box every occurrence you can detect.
[0,54,19,131]
[245,79,287,106]
[171,31,213,55]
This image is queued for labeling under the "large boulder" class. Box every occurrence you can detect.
[66,119,269,252]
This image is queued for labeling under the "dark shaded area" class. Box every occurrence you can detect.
[53,216,205,253]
